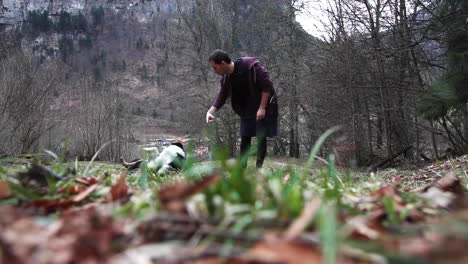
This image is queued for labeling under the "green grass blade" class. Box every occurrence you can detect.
[7,181,40,200]
[60,140,69,163]
[221,214,253,256]
[182,140,195,173]
[319,203,338,264]
[382,196,398,225]
[44,150,59,162]
[83,140,113,176]
[44,172,58,193]
[139,151,149,190]
[0,166,6,180]
[301,127,340,180]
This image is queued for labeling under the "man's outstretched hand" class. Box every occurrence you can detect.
[256,108,266,120]
[206,112,215,123]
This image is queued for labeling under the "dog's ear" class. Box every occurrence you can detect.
[172,142,184,150]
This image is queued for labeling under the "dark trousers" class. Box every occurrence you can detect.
[240,135,267,168]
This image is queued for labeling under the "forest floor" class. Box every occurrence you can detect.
[1,151,468,264]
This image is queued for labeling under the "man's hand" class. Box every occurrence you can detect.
[206,106,218,123]
[206,112,215,123]
[257,92,270,121]
[256,108,266,120]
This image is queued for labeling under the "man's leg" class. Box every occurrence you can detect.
[256,135,267,168]
[240,136,252,168]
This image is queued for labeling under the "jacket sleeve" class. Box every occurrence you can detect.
[212,77,229,109]
[253,63,274,94]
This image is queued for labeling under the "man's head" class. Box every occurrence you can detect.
[208,49,232,76]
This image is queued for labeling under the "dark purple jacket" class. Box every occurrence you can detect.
[212,57,276,118]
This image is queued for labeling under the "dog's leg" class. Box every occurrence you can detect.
[120,157,142,170]
[158,164,171,175]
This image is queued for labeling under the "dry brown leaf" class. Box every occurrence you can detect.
[419,171,468,209]
[436,171,464,193]
[27,199,74,212]
[243,233,322,264]
[390,174,405,183]
[58,185,85,195]
[0,181,12,199]
[371,185,407,211]
[183,257,225,264]
[2,218,48,263]
[371,185,400,200]
[158,172,220,201]
[183,257,253,264]
[283,199,321,241]
[109,174,129,201]
[158,172,220,214]
[363,209,386,233]
[75,176,99,186]
[407,209,425,222]
[397,232,442,257]
[44,206,126,263]
[72,183,98,202]
[24,184,98,213]
[421,187,455,208]
[347,216,381,240]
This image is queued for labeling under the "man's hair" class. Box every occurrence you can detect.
[208,49,231,64]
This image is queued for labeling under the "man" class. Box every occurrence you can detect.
[206,50,278,168]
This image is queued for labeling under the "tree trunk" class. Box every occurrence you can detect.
[430,120,439,160]
[365,97,373,156]
[440,117,461,152]
[464,101,468,153]
[377,116,383,149]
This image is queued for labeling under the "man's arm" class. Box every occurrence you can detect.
[256,91,270,120]
[207,77,228,123]
[212,77,229,110]
[254,63,274,120]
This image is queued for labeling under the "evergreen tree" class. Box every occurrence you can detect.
[418,0,468,152]
[58,11,73,32]
[92,6,105,26]
[27,10,53,32]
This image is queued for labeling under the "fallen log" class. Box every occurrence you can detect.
[369,145,413,171]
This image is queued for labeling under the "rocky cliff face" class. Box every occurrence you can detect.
[0,0,175,32]
[0,0,182,134]
[0,0,178,61]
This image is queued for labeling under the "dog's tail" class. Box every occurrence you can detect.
[120,157,142,170]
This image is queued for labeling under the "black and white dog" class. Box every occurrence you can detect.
[120,142,185,174]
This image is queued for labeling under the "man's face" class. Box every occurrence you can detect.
[210,60,227,76]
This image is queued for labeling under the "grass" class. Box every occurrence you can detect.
[0,152,437,219]
[1,144,467,263]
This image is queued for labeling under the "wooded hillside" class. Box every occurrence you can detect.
[0,0,466,166]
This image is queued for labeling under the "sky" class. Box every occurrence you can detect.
[295,0,329,38]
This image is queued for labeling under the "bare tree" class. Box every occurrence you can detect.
[68,75,130,161]
[0,49,58,155]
